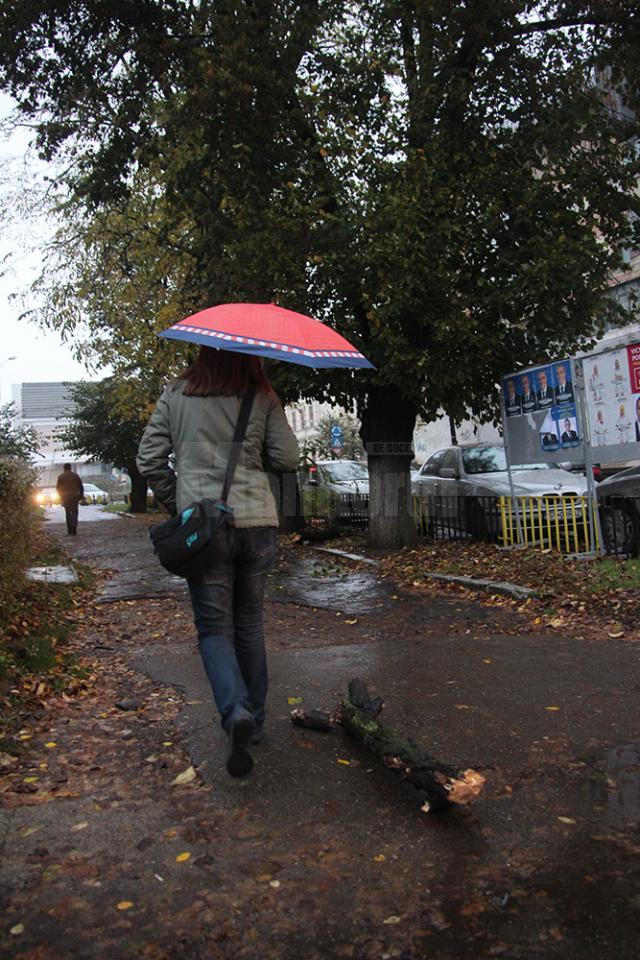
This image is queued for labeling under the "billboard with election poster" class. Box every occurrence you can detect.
[501,358,583,465]
[581,340,640,455]
[502,334,640,469]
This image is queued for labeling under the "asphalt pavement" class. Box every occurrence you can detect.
[4,514,640,958]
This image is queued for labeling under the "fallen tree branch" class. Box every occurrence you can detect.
[291,678,485,813]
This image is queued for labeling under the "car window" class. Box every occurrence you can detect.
[462,446,507,474]
[441,449,459,472]
[320,462,368,482]
[422,450,445,476]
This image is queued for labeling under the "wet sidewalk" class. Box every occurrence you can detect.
[3,515,640,959]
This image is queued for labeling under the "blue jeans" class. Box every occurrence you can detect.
[187,527,277,731]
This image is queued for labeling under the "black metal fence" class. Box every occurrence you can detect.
[302,491,369,530]
[300,490,640,559]
[413,494,502,544]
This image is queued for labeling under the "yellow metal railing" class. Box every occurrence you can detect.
[498,495,599,553]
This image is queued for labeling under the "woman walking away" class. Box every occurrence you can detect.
[137,348,299,776]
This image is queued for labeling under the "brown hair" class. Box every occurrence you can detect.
[177,347,272,397]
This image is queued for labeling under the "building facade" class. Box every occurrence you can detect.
[11,381,112,485]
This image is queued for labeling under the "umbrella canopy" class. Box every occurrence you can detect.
[159,302,374,369]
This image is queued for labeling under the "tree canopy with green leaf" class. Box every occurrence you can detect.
[3,1,640,545]
[0,403,38,460]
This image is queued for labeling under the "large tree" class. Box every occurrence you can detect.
[3,1,640,546]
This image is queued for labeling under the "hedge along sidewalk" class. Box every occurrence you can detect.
[0,457,36,625]
[0,505,97,723]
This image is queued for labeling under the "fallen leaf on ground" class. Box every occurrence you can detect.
[558,816,576,824]
[287,697,303,705]
[383,915,401,925]
[545,706,560,712]
[10,924,24,935]
[176,851,191,862]
[117,901,134,911]
[171,766,196,786]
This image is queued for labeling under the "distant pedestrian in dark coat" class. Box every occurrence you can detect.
[56,464,84,536]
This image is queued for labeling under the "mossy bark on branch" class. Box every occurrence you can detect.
[291,678,485,812]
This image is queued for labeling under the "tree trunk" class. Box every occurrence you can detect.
[127,464,148,513]
[449,414,458,446]
[360,384,417,549]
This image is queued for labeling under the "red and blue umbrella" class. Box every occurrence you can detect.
[159,302,374,369]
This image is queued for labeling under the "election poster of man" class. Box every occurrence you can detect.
[504,377,522,417]
[559,413,580,447]
[520,372,538,414]
[554,362,574,404]
[539,417,560,450]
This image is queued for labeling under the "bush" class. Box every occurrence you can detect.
[0,457,36,624]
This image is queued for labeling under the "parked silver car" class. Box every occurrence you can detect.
[596,465,640,556]
[412,444,589,536]
[300,459,369,521]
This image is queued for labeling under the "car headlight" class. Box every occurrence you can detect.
[35,492,44,504]
[52,491,60,502]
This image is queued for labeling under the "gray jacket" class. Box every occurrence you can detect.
[136,383,299,527]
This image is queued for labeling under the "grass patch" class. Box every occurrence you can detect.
[103,501,130,514]
[584,558,640,593]
[0,527,96,721]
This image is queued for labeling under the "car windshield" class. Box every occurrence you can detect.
[461,447,554,475]
[321,462,368,482]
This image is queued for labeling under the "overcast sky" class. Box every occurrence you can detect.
[0,93,96,405]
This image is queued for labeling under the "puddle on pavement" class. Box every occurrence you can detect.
[27,565,79,584]
[606,744,640,824]
[269,554,391,614]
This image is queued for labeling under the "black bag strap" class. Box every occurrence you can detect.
[220,390,255,505]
